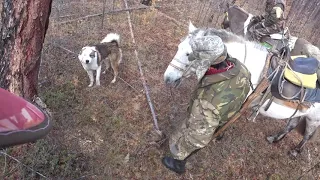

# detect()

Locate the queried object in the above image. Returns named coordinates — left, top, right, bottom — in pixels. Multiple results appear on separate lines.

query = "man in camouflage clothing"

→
left=249, top=0, right=286, bottom=41
left=162, top=35, right=251, bottom=174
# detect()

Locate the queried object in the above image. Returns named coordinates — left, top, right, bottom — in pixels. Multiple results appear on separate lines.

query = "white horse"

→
left=164, top=21, right=320, bottom=157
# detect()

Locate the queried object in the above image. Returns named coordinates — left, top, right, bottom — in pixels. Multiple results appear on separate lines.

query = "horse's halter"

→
left=169, top=57, right=195, bottom=79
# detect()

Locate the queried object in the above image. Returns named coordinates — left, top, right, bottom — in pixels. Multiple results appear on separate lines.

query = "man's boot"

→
left=161, top=156, right=186, bottom=174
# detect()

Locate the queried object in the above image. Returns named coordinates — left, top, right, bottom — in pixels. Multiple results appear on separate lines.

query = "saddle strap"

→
left=272, top=98, right=310, bottom=112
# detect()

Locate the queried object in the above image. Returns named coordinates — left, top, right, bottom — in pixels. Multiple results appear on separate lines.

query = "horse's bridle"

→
left=169, top=57, right=196, bottom=80
left=169, top=58, right=188, bottom=72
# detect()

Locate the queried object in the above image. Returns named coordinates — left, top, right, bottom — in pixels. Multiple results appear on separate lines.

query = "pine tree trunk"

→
left=0, top=0, right=52, bottom=100
left=286, top=0, right=320, bottom=46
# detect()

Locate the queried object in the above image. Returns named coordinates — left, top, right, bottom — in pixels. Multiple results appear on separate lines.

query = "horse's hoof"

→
left=266, top=136, right=275, bottom=144
left=288, top=149, right=299, bottom=158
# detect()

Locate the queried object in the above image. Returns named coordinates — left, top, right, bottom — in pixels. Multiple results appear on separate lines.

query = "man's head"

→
left=188, top=35, right=227, bottom=80
left=266, top=0, right=285, bottom=13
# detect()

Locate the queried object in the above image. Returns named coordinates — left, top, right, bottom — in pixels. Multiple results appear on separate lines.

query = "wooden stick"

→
left=123, top=0, right=162, bottom=136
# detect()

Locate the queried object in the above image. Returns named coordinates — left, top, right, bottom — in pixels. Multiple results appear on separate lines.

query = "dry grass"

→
left=1, top=0, right=320, bottom=179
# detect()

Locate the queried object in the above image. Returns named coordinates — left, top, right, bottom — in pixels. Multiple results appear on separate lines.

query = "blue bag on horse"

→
left=284, top=57, right=319, bottom=89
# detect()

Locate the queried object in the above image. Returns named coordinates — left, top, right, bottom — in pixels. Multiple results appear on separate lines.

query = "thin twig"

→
left=297, top=161, right=320, bottom=180
left=57, top=14, right=77, bottom=19
left=49, top=42, right=77, bottom=55
left=0, top=151, right=48, bottom=179
left=2, top=149, right=7, bottom=174
left=123, top=0, right=162, bottom=136
left=56, top=6, right=161, bottom=25
left=140, top=4, right=187, bottom=27
left=104, top=69, right=140, bottom=93
left=101, top=0, right=107, bottom=33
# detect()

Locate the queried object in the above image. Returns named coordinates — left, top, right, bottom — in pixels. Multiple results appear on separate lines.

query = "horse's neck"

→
left=225, top=41, right=268, bottom=87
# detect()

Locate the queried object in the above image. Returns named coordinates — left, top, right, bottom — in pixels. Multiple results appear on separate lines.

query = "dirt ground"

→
left=1, top=0, right=320, bottom=179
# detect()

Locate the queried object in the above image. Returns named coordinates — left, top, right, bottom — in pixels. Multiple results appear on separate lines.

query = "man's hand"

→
left=273, top=6, right=283, bottom=18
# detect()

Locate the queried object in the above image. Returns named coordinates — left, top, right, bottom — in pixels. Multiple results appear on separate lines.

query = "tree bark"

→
left=285, top=0, right=320, bottom=47
left=0, top=0, right=52, bottom=100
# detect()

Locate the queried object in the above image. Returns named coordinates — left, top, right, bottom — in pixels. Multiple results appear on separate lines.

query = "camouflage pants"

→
left=169, top=99, right=221, bottom=160
left=249, top=21, right=282, bottom=41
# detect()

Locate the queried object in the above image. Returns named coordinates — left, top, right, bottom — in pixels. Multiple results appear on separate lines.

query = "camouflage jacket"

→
left=189, top=58, right=251, bottom=127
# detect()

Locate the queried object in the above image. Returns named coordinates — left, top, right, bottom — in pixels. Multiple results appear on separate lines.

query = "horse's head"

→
left=164, top=22, right=226, bottom=87
left=163, top=21, right=196, bottom=87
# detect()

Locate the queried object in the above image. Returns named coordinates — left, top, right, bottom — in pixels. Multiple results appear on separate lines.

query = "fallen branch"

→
left=56, top=5, right=161, bottom=25
left=123, top=0, right=163, bottom=137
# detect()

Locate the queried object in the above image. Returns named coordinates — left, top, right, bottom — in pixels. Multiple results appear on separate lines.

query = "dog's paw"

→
left=102, top=71, right=106, bottom=74
left=111, top=79, right=116, bottom=83
left=88, top=83, right=94, bottom=87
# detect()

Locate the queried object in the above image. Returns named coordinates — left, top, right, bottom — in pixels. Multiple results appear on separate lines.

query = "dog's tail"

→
left=101, top=33, right=120, bottom=45
left=101, top=33, right=123, bottom=64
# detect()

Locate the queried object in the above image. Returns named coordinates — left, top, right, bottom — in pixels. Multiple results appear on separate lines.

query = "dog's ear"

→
left=89, top=51, right=96, bottom=58
left=79, top=47, right=85, bottom=55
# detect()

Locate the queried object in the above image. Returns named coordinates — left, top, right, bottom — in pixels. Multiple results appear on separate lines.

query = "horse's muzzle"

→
left=164, top=76, right=181, bottom=88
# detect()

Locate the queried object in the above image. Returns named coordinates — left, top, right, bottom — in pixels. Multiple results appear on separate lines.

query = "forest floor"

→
left=1, top=0, right=320, bottom=179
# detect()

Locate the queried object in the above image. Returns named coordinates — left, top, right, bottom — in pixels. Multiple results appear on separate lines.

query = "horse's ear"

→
left=188, top=21, right=197, bottom=33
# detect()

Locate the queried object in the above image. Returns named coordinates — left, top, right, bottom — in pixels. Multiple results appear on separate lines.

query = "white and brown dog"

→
left=78, top=33, right=123, bottom=87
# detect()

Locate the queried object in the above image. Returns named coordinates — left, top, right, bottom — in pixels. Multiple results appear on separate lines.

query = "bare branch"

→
left=49, top=42, right=77, bottom=55
left=123, top=0, right=163, bottom=136
left=0, top=151, right=48, bottom=179
left=56, top=5, right=161, bottom=25
left=101, top=0, right=107, bottom=33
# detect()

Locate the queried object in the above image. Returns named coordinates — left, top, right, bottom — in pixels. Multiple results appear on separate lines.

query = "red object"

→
left=0, top=88, right=52, bottom=148
left=205, top=60, right=235, bottom=75
left=0, top=88, right=45, bottom=132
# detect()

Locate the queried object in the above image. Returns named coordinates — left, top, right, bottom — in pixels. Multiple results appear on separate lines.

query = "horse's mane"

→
left=190, top=28, right=243, bottom=42
left=190, top=28, right=267, bottom=52
left=229, top=5, right=249, bottom=16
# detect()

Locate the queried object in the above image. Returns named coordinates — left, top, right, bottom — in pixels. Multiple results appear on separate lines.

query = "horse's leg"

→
left=289, top=117, right=319, bottom=157
left=266, top=117, right=302, bottom=143
left=221, top=14, right=230, bottom=29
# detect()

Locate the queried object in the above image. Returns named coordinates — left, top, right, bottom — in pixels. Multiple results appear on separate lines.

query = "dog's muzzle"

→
left=85, top=60, right=90, bottom=64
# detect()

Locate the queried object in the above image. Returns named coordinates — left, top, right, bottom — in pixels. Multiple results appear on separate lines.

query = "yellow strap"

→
left=291, top=55, right=308, bottom=60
